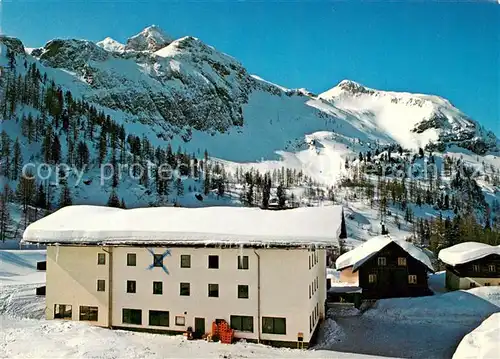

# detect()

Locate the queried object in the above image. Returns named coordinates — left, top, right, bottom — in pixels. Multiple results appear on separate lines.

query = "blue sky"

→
left=2, top=1, right=499, bottom=135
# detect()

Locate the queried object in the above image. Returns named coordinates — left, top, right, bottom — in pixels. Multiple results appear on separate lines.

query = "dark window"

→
left=208, top=283, right=219, bottom=297
left=97, top=253, right=105, bottom=265
left=470, top=282, right=477, bottom=288
left=238, top=285, right=249, bottom=299
left=127, top=253, right=136, bottom=266
left=180, top=282, right=190, bottom=296
left=473, top=264, right=480, bottom=272
left=79, top=306, right=98, bottom=321
left=149, top=310, right=169, bottom=327
left=97, top=279, right=105, bottom=292
left=153, top=254, right=163, bottom=267
left=237, top=256, right=249, bottom=270
left=485, top=283, right=491, bottom=286
left=54, top=304, right=72, bottom=319
left=175, top=316, right=185, bottom=326
left=181, top=255, right=191, bottom=268
left=153, top=281, right=163, bottom=295
left=208, top=255, right=219, bottom=269
left=230, top=315, right=253, bottom=332
left=127, top=280, right=136, bottom=293
left=489, top=265, right=496, bottom=272
left=262, top=317, right=286, bottom=335
left=309, top=256, right=311, bottom=270
left=122, top=308, right=142, bottom=325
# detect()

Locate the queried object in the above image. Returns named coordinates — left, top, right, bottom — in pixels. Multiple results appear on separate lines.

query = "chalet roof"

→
left=438, top=242, right=500, bottom=266
left=22, top=205, right=343, bottom=248
left=335, top=235, right=434, bottom=272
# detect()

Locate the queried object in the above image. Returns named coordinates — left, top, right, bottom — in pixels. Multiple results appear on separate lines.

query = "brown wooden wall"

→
left=357, top=242, right=432, bottom=299
left=447, top=254, right=500, bottom=279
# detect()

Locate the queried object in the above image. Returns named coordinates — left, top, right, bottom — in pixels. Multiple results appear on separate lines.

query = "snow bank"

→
left=453, top=313, right=500, bottom=359
left=22, top=205, right=343, bottom=247
left=335, top=235, right=434, bottom=272
left=438, top=242, right=500, bottom=266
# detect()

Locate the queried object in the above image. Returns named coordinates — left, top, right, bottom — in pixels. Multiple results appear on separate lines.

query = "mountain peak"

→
left=125, top=25, right=173, bottom=52
left=96, top=37, right=125, bottom=52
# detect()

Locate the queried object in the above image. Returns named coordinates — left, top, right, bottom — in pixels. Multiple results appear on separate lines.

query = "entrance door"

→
left=194, top=317, right=205, bottom=339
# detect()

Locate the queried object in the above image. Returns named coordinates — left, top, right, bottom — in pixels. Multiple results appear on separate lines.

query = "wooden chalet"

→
left=335, top=235, right=434, bottom=299
left=439, top=242, right=500, bottom=290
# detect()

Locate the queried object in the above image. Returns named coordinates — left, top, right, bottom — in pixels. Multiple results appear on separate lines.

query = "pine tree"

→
left=58, top=185, right=73, bottom=208
left=107, top=190, right=121, bottom=208
left=0, top=184, right=14, bottom=242
left=276, top=182, right=286, bottom=209
left=175, top=178, right=184, bottom=198
left=35, top=182, right=47, bottom=209
left=339, top=208, right=347, bottom=239
left=11, top=138, right=22, bottom=181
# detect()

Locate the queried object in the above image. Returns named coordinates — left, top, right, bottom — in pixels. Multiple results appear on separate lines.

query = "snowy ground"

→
left=319, top=284, right=500, bottom=359
left=453, top=312, right=500, bottom=359
left=0, top=250, right=385, bottom=359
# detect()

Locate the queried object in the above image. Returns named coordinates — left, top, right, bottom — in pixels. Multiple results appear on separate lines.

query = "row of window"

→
left=309, top=302, right=320, bottom=333
left=309, top=250, right=318, bottom=270
left=55, top=303, right=287, bottom=335
left=309, top=276, right=319, bottom=299
left=377, top=256, right=407, bottom=267
left=368, top=274, right=418, bottom=284
left=123, top=280, right=249, bottom=299
left=98, top=252, right=251, bottom=270
left=121, top=309, right=286, bottom=335
left=472, top=264, right=496, bottom=273
left=54, top=304, right=98, bottom=321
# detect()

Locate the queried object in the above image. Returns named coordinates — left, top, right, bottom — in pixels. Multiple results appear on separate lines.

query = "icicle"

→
left=239, top=243, right=244, bottom=268
left=55, top=244, right=60, bottom=263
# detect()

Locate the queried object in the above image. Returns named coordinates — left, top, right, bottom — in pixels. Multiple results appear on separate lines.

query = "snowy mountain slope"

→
left=319, top=80, right=499, bottom=154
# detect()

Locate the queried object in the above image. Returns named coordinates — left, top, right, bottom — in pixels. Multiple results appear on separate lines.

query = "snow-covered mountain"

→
left=1, top=26, right=499, bottom=219
left=5, top=26, right=495, bottom=163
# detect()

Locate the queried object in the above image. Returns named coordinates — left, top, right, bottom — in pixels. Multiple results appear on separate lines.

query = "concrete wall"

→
left=46, top=246, right=109, bottom=327
left=446, top=270, right=500, bottom=290
left=46, top=245, right=326, bottom=345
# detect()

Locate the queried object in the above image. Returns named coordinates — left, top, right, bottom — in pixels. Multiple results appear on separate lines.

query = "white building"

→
left=22, top=205, right=342, bottom=347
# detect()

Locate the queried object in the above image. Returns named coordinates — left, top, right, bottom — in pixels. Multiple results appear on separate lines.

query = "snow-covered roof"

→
left=438, top=242, right=500, bottom=266
left=22, top=205, right=343, bottom=248
left=335, top=235, right=434, bottom=272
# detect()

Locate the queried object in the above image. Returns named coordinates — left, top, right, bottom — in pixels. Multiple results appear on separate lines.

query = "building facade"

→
left=45, top=245, right=326, bottom=347
left=335, top=235, right=434, bottom=300
left=439, top=242, right=500, bottom=291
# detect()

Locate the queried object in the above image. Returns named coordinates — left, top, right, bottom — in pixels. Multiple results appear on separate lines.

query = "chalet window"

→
left=208, top=283, right=219, bottom=297
left=97, top=253, right=105, bottom=265
left=149, top=310, right=169, bottom=327
left=377, top=257, right=387, bottom=266
left=153, top=254, right=163, bottom=267
left=398, top=257, right=407, bottom=266
left=54, top=304, right=72, bottom=319
left=470, top=282, right=477, bottom=288
left=79, top=306, right=98, bottom=321
left=180, top=255, right=191, bottom=268
left=127, top=253, right=136, bottom=266
left=230, top=315, right=253, bottom=332
left=238, top=285, right=249, bottom=299
left=237, top=255, right=249, bottom=270
left=408, top=275, right=417, bottom=284
left=473, top=264, right=480, bottom=272
left=153, top=281, right=163, bottom=295
left=262, top=317, right=286, bottom=335
left=208, top=255, right=219, bottom=269
left=180, top=282, right=190, bottom=296
left=122, top=308, right=142, bottom=325
left=97, top=279, right=105, bottom=292
left=489, top=265, right=496, bottom=272
left=175, top=316, right=185, bottom=326
left=485, top=283, right=491, bottom=286
left=368, top=274, right=377, bottom=283
left=127, top=280, right=136, bottom=293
